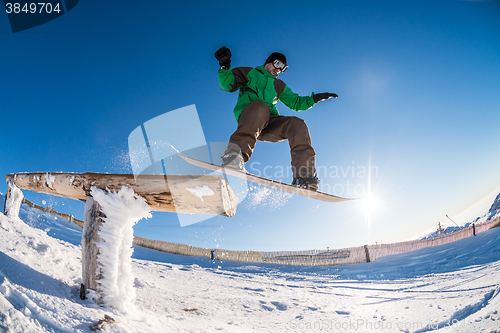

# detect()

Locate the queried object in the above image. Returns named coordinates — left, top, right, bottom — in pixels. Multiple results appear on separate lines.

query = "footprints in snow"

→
left=243, top=287, right=289, bottom=311
left=260, top=300, right=288, bottom=311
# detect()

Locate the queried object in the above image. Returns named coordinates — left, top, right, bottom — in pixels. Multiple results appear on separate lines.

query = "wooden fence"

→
left=21, top=198, right=84, bottom=227
left=18, top=198, right=500, bottom=266
left=366, top=220, right=497, bottom=262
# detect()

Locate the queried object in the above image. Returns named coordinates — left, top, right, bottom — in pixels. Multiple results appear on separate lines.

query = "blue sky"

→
left=1, top=0, right=500, bottom=251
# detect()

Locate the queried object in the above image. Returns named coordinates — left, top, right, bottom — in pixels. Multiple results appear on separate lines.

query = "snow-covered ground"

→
left=1, top=197, right=500, bottom=332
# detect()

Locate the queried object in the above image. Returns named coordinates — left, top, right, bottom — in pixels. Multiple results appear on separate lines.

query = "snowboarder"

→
left=215, top=46, right=338, bottom=191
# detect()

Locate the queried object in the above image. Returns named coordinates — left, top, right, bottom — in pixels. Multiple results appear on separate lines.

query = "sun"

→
left=360, top=193, right=381, bottom=215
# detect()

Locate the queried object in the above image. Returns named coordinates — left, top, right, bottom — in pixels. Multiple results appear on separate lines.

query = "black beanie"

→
left=265, top=52, right=287, bottom=65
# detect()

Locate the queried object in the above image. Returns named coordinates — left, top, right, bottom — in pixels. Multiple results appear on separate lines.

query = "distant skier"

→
left=215, top=46, right=337, bottom=191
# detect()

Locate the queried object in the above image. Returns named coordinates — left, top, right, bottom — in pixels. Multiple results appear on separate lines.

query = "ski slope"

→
left=0, top=196, right=499, bottom=332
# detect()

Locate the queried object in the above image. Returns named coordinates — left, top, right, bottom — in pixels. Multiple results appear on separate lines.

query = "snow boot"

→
left=221, top=151, right=246, bottom=172
left=292, top=176, right=319, bottom=191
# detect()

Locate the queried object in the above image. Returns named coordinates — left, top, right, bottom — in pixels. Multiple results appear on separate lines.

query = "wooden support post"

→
left=81, top=195, right=106, bottom=302
left=79, top=187, right=150, bottom=309
left=4, top=182, right=24, bottom=218
left=3, top=189, right=8, bottom=215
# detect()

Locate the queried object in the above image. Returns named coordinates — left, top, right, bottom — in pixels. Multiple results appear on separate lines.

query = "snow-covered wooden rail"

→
left=5, top=172, right=238, bottom=217
left=4, top=171, right=239, bottom=309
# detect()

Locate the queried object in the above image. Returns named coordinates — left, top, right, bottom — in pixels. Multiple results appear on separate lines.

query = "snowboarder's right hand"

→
left=313, top=92, right=338, bottom=103
left=215, top=46, right=231, bottom=69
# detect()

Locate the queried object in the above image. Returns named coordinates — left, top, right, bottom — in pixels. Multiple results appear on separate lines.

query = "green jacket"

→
left=218, top=65, right=316, bottom=122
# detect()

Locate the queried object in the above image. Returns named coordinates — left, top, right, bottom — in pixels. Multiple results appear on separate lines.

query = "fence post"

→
left=81, top=195, right=106, bottom=303
left=364, top=245, right=372, bottom=263
left=210, top=250, right=217, bottom=260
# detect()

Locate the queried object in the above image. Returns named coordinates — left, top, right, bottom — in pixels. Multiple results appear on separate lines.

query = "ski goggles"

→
left=272, top=59, right=288, bottom=72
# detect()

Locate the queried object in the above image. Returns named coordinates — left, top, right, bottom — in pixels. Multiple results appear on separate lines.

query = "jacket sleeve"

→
left=218, top=67, right=253, bottom=93
left=279, top=86, right=315, bottom=111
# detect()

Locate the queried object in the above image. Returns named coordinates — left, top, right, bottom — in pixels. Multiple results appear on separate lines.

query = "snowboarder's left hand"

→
left=313, top=93, right=338, bottom=103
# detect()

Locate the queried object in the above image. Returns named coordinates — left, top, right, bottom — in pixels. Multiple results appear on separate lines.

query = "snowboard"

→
left=170, top=145, right=355, bottom=203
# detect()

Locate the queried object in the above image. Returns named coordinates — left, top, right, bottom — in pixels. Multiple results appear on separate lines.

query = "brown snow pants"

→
left=227, top=101, right=316, bottom=178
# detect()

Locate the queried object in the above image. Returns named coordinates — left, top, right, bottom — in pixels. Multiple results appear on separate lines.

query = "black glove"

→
left=313, top=92, right=338, bottom=103
left=215, top=46, right=231, bottom=69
